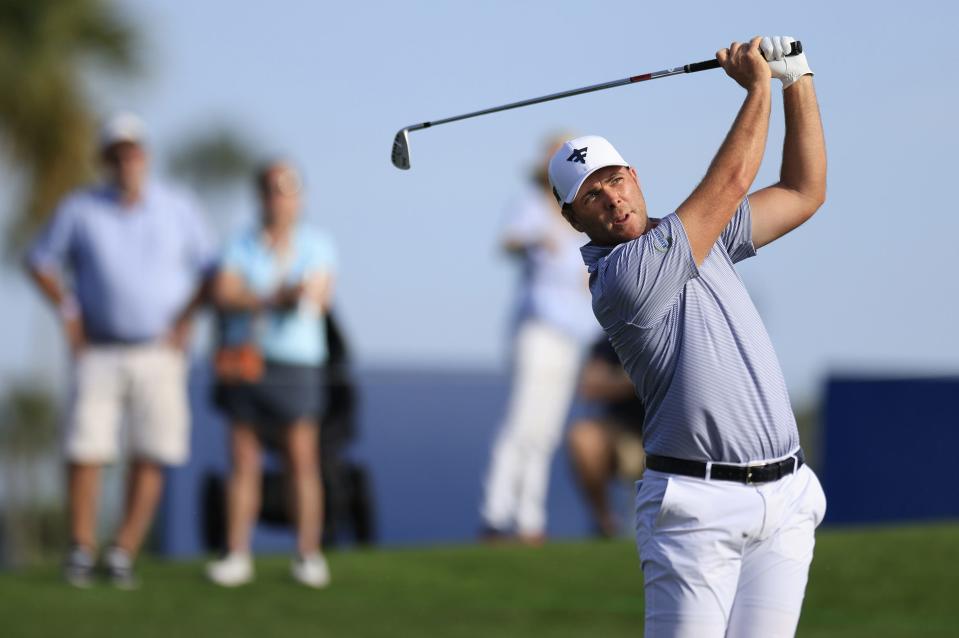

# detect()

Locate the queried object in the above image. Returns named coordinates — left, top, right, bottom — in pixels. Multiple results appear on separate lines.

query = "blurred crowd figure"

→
left=16, top=111, right=646, bottom=589
left=567, top=337, right=645, bottom=538
left=480, top=135, right=600, bottom=544
left=24, top=113, right=216, bottom=589
left=205, top=160, right=337, bottom=589
left=20, top=113, right=363, bottom=590
left=203, top=310, right=376, bottom=551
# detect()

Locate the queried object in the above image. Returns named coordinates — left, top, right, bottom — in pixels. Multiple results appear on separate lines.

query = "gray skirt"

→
left=214, top=361, right=324, bottom=429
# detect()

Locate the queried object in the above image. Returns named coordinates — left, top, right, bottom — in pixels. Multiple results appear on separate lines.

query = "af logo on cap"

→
left=566, top=147, right=588, bottom=164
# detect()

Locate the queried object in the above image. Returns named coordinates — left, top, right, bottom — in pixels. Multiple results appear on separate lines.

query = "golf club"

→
left=391, top=41, right=802, bottom=170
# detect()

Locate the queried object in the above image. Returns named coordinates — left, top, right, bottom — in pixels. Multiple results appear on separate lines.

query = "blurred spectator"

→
left=24, top=112, right=216, bottom=588
left=205, top=160, right=336, bottom=589
left=480, top=135, right=600, bottom=544
left=567, top=337, right=645, bottom=538
left=202, top=310, right=376, bottom=550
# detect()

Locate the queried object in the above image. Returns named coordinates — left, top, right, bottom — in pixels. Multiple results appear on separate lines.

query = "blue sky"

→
left=1, top=0, right=956, bottom=403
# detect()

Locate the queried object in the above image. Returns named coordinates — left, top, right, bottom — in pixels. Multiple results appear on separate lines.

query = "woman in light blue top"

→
left=206, top=160, right=337, bottom=588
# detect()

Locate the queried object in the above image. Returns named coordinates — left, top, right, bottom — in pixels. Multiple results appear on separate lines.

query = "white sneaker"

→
left=206, top=552, right=254, bottom=587
left=291, top=553, right=331, bottom=589
left=103, top=545, right=139, bottom=590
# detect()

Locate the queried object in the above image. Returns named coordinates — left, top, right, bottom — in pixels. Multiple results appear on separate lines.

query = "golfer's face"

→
left=568, top=165, right=647, bottom=245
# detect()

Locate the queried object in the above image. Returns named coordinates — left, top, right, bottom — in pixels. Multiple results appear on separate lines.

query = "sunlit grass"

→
left=1, top=523, right=956, bottom=638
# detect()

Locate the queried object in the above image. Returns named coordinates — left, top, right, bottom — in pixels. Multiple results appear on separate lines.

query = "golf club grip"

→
left=684, top=40, right=802, bottom=73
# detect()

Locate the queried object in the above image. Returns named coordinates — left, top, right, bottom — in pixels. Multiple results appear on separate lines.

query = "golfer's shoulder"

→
left=591, top=241, right=642, bottom=308
left=599, top=214, right=692, bottom=304
left=601, top=217, right=674, bottom=276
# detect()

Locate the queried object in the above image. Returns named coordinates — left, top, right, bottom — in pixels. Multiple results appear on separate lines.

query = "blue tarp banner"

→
left=822, top=376, right=959, bottom=524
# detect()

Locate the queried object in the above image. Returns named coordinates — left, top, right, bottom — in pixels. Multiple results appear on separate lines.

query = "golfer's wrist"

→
left=746, top=80, right=771, bottom=95
left=782, top=72, right=814, bottom=91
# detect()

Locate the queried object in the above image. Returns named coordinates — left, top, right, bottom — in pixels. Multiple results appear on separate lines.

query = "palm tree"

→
left=0, top=383, right=62, bottom=565
left=167, top=127, right=260, bottom=197
left=0, top=0, right=139, bottom=255
left=165, top=125, right=262, bottom=239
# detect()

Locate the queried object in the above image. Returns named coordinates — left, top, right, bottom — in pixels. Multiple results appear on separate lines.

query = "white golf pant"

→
left=481, top=321, right=583, bottom=535
left=635, top=458, right=827, bottom=638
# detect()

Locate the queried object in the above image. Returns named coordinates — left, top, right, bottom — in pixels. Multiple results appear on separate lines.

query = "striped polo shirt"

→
left=581, top=198, right=798, bottom=463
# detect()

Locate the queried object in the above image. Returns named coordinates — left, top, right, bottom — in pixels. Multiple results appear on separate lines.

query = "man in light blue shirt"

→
left=499, top=183, right=599, bottom=343
left=28, top=180, right=214, bottom=343
left=548, top=38, right=827, bottom=636
left=25, top=112, right=215, bottom=589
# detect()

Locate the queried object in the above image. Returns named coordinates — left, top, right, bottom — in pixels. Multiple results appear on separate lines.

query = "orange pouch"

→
left=214, top=344, right=264, bottom=383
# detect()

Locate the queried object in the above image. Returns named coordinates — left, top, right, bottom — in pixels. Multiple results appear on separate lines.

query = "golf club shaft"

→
left=407, top=41, right=802, bottom=134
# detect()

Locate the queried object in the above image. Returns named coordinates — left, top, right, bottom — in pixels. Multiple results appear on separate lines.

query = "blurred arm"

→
left=166, top=275, right=214, bottom=349
left=501, top=236, right=556, bottom=256
left=301, top=271, right=335, bottom=313
left=211, top=270, right=268, bottom=312
left=25, top=262, right=69, bottom=308
left=579, top=357, right=636, bottom=402
left=24, top=262, right=85, bottom=353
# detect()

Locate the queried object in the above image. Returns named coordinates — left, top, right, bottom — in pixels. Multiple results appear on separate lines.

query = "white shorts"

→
left=65, top=344, right=190, bottom=465
left=635, top=459, right=827, bottom=638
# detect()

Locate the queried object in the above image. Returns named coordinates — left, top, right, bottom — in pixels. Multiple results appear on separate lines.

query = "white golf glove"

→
left=761, top=36, right=813, bottom=89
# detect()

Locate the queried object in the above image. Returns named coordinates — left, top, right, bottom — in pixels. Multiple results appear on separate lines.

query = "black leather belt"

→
left=87, top=336, right=156, bottom=346
left=645, top=449, right=805, bottom=484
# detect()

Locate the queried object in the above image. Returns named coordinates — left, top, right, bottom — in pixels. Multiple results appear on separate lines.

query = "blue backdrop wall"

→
left=157, top=371, right=959, bottom=557
left=821, top=376, right=959, bottom=524
left=157, top=366, right=623, bottom=557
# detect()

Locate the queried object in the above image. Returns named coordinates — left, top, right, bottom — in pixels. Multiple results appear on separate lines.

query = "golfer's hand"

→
left=761, top=36, right=813, bottom=88
left=717, top=37, right=771, bottom=91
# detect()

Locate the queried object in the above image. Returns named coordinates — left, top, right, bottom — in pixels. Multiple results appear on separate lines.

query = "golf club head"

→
left=391, top=129, right=411, bottom=170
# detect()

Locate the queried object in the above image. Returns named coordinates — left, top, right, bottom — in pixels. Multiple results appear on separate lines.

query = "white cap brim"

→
left=561, top=161, right=629, bottom=205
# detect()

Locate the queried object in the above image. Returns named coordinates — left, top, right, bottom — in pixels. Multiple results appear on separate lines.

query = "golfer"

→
left=548, top=36, right=826, bottom=636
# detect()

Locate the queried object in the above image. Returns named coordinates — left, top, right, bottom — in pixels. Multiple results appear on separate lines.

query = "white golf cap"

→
left=548, top=135, right=629, bottom=205
left=99, top=111, right=146, bottom=149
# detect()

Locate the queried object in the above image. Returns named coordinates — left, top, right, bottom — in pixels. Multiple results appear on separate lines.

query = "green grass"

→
left=1, top=523, right=957, bottom=638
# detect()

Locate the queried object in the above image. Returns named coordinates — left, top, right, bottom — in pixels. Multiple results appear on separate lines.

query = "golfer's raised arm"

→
left=676, top=37, right=771, bottom=266
left=747, top=42, right=826, bottom=249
